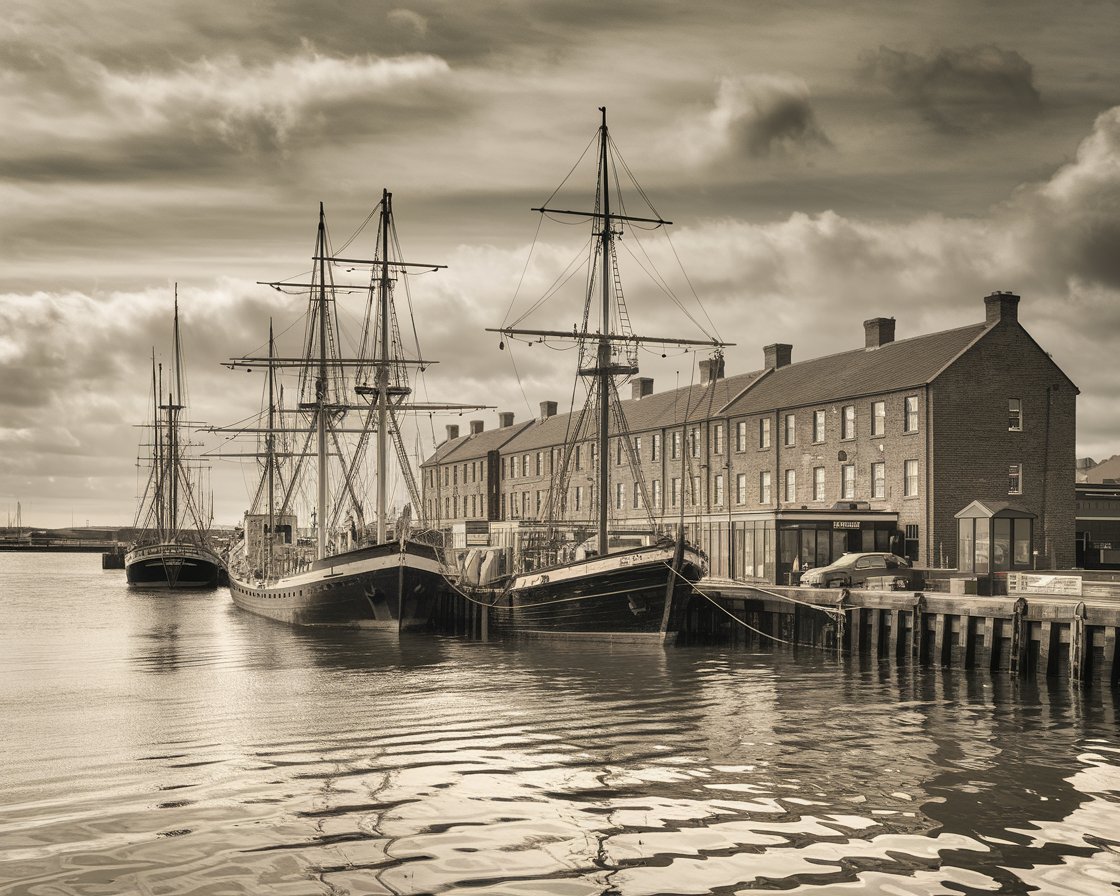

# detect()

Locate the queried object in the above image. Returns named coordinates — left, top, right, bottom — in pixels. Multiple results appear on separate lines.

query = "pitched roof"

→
left=721, top=322, right=989, bottom=416
left=1086, top=454, right=1120, bottom=484
left=423, top=419, right=534, bottom=466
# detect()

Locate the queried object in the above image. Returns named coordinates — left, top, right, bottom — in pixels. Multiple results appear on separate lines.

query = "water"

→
left=2, top=553, right=1118, bottom=895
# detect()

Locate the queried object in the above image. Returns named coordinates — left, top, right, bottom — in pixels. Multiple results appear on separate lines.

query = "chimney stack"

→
left=445, top=424, right=459, bottom=442
left=540, top=400, right=558, bottom=421
left=699, top=357, right=726, bottom=385
left=469, top=420, right=484, bottom=435
left=763, top=343, right=792, bottom=370
left=985, top=291, right=1020, bottom=325
left=498, top=411, right=514, bottom=428
left=631, top=377, right=654, bottom=400
left=863, top=317, right=896, bottom=350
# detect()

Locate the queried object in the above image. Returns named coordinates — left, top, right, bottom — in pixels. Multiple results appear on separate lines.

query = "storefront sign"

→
left=832, top=521, right=860, bottom=529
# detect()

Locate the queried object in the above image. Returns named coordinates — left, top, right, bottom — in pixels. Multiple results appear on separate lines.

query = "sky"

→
left=3, top=0, right=1120, bottom=529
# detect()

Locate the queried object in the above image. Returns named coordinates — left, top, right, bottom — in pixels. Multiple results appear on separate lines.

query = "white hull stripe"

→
left=231, top=550, right=445, bottom=591
left=512, top=546, right=704, bottom=590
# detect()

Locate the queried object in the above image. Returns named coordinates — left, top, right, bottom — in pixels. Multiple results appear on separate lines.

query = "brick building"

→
left=421, top=292, right=1077, bottom=582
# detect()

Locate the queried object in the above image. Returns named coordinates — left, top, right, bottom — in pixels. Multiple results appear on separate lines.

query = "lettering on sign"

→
left=1007, top=572, right=1083, bottom=596
left=833, top=521, right=860, bottom=529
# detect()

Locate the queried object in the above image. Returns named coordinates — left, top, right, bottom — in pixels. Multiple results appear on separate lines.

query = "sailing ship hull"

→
left=228, top=540, right=451, bottom=628
left=489, top=542, right=705, bottom=640
left=125, top=542, right=223, bottom=589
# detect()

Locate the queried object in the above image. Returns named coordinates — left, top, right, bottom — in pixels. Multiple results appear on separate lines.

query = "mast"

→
left=596, top=107, right=612, bottom=556
left=170, top=290, right=182, bottom=534
left=377, top=190, right=391, bottom=544
left=316, top=202, right=329, bottom=560
left=152, top=352, right=163, bottom=537
left=266, top=319, right=276, bottom=575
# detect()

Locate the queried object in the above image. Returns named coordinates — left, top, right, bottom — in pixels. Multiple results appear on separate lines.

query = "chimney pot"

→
left=763, top=344, right=792, bottom=370
left=985, top=291, right=1020, bottom=325
left=863, top=317, right=896, bottom=350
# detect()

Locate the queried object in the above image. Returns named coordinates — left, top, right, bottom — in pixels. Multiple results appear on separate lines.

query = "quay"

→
left=685, top=580, right=1120, bottom=688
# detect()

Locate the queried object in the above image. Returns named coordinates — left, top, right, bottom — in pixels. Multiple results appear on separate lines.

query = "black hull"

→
left=125, top=544, right=223, bottom=590
left=229, top=540, right=453, bottom=628
left=489, top=544, right=705, bottom=641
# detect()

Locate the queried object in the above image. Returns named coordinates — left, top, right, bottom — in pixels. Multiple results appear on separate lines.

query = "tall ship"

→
left=218, top=193, right=483, bottom=627
left=126, top=293, right=223, bottom=588
left=482, top=108, right=726, bottom=640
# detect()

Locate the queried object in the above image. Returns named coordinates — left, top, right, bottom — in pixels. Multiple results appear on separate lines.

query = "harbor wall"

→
left=686, top=584, right=1119, bottom=688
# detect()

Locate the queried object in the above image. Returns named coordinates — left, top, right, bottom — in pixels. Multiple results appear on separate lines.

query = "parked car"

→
left=799, top=552, right=911, bottom=588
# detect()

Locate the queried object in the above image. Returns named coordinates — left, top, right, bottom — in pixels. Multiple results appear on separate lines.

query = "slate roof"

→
left=721, top=322, right=990, bottom=416
left=424, top=419, right=534, bottom=466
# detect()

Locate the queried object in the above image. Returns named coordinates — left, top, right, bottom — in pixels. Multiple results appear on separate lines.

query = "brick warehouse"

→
left=420, top=292, right=1077, bottom=584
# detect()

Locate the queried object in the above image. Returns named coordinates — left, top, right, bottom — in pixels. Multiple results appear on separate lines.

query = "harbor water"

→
left=2, top=552, right=1119, bottom=895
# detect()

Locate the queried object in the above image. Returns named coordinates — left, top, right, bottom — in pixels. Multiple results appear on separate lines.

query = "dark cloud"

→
left=859, top=44, right=1042, bottom=133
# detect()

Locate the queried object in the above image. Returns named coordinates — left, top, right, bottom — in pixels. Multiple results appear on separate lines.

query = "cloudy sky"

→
left=3, top=0, right=1120, bottom=528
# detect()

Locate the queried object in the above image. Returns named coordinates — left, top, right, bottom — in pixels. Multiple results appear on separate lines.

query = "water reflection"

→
left=1, top=553, right=1118, bottom=895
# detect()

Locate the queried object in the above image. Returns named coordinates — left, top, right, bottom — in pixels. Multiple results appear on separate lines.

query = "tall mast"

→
left=266, top=319, right=276, bottom=574
left=170, top=289, right=182, bottom=533
left=377, top=190, right=391, bottom=544
left=596, top=107, right=611, bottom=556
left=316, top=203, right=329, bottom=560
left=152, top=352, right=163, bottom=536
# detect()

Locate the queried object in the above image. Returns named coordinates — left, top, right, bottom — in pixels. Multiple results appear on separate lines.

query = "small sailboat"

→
left=218, top=192, right=484, bottom=627
left=126, top=291, right=223, bottom=589
left=485, top=108, right=725, bottom=639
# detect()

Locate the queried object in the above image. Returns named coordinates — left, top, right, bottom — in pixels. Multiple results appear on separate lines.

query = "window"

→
left=523, top=454, right=529, bottom=476
left=689, top=427, right=700, bottom=458
left=784, top=413, right=796, bottom=446
left=574, top=486, right=582, bottom=512
left=871, top=461, right=885, bottom=499
left=632, top=483, right=641, bottom=509
left=616, top=439, right=624, bottom=465
left=671, top=430, right=680, bottom=459
left=759, top=471, right=771, bottom=504
left=453, top=496, right=459, bottom=517
left=651, top=433, right=660, bottom=461
left=634, top=436, right=641, bottom=459
left=841, top=405, right=855, bottom=440
left=712, top=424, right=723, bottom=454
left=691, top=475, right=700, bottom=506
left=736, top=472, right=747, bottom=505
left=904, top=396, right=919, bottom=433
left=535, top=490, right=542, bottom=515
left=651, top=479, right=661, bottom=508
left=759, top=418, right=771, bottom=449
left=453, top=465, right=458, bottom=485
left=904, top=459, right=919, bottom=497
left=813, top=466, right=825, bottom=501
left=714, top=473, right=724, bottom=506
left=784, top=468, right=796, bottom=502
left=671, top=477, right=680, bottom=507
left=1009, top=399, right=1022, bottom=432
left=521, top=492, right=529, bottom=517
left=536, top=452, right=543, bottom=476
left=871, top=401, right=886, bottom=437
left=1009, top=463, right=1023, bottom=495
left=735, top=420, right=747, bottom=452
left=615, top=482, right=625, bottom=509
left=813, top=410, right=825, bottom=443
left=841, top=463, right=855, bottom=499
left=574, top=445, right=582, bottom=471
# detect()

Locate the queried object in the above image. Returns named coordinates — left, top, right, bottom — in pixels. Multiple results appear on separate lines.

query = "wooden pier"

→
left=684, top=583, right=1120, bottom=688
